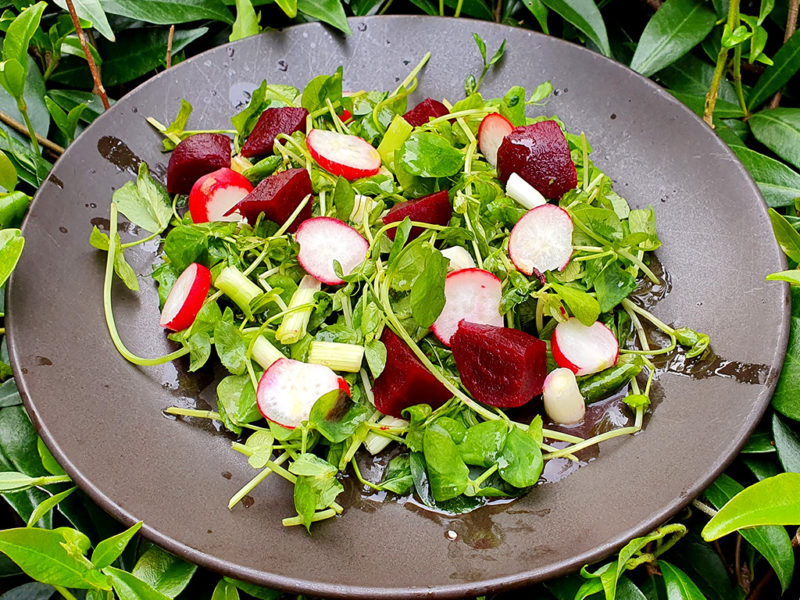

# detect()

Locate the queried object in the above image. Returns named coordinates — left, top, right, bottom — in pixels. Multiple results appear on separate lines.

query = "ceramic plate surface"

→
left=7, top=16, right=789, bottom=599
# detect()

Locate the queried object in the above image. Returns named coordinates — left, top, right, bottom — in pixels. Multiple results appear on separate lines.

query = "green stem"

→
left=104, top=204, right=190, bottom=366
left=18, top=101, right=40, bottom=155
left=53, top=586, right=78, bottom=600
left=733, top=44, right=748, bottom=117
left=454, top=0, right=464, bottom=17
left=121, top=230, right=160, bottom=249
left=351, top=457, right=382, bottom=491
left=282, top=508, right=337, bottom=527
left=543, top=425, right=640, bottom=460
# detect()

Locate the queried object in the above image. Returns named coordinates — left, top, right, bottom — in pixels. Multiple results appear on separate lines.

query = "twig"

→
left=494, top=0, right=503, bottom=22
left=0, top=109, right=64, bottom=155
left=714, top=540, right=734, bottom=575
left=792, top=527, right=799, bottom=547
left=769, top=0, right=799, bottom=108
left=63, top=0, right=109, bottom=110
left=734, top=534, right=746, bottom=592
left=166, top=24, right=175, bottom=69
left=704, top=0, right=740, bottom=126
left=745, top=569, right=774, bottom=600
left=645, top=0, right=664, bottom=10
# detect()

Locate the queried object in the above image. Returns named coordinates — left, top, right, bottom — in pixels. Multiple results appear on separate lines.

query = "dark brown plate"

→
left=6, top=16, right=789, bottom=599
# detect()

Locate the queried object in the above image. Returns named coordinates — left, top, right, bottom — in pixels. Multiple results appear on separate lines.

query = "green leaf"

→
left=0, top=379, right=21, bottom=409
left=550, top=281, right=600, bottom=325
left=497, top=426, right=543, bottom=488
left=521, top=0, right=550, bottom=33
left=132, top=546, right=197, bottom=598
left=767, top=269, right=800, bottom=284
left=2, top=3, right=45, bottom=71
left=658, top=561, right=706, bottom=599
left=705, top=473, right=794, bottom=592
left=458, top=420, right=508, bottom=467
left=0, top=229, right=23, bottom=289
left=216, top=374, right=260, bottom=430
left=91, top=522, right=142, bottom=570
left=749, top=108, right=800, bottom=170
left=105, top=567, right=171, bottom=600
left=113, top=163, right=172, bottom=235
left=0, top=191, right=29, bottom=228
left=309, top=389, right=370, bottom=443
left=0, top=152, right=15, bottom=191
left=410, top=247, right=447, bottom=328
left=772, top=412, right=800, bottom=472
left=702, top=473, right=800, bottom=540
left=297, top=0, right=352, bottom=35
left=748, top=29, right=800, bottom=110
left=769, top=207, right=800, bottom=262
left=423, top=427, right=470, bottom=502
left=730, top=145, right=800, bottom=207
left=0, top=583, right=54, bottom=600
left=213, top=320, right=248, bottom=375
left=333, top=176, right=355, bottom=222
left=773, top=308, right=800, bottom=422
left=224, top=578, right=281, bottom=600
left=44, top=97, right=85, bottom=144
left=52, top=0, right=114, bottom=41
left=399, top=132, right=464, bottom=178
left=275, top=0, right=298, bottom=18
left=539, top=0, right=610, bottom=57
left=0, top=527, right=109, bottom=590
left=364, top=338, right=386, bottom=379
left=99, top=0, right=233, bottom=24
left=0, top=57, right=48, bottom=140
left=380, top=455, right=414, bottom=495
left=0, top=59, right=25, bottom=101
left=26, top=486, right=76, bottom=528
left=593, top=261, right=637, bottom=313
left=629, top=0, right=716, bottom=77
left=163, top=226, right=207, bottom=271
left=230, top=0, right=260, bottom=42
left=211, top=579, right=239, bottom=600
left=301, top=67, right=343, bottom=113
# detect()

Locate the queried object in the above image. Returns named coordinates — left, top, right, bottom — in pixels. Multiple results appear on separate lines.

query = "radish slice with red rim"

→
left=478, top=113, right=513, bottom=167
left=551, top=317, right=619, bottom=376
left=306, top=129, right=381, bottom=181
left=188, top=168, right=252, bottom=223
left=256, top=358, right=349, bottom=429
left=159, top=263, right=212, bottom=331
left=431, top=268, right=504, bottom=346
left=295, top=217, right=369, bottom=285
left=508, top=204, right=573, bottom=275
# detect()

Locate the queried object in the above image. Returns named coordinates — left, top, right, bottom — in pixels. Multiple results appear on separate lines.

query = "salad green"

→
left=92, top=36, right=710, bottom=531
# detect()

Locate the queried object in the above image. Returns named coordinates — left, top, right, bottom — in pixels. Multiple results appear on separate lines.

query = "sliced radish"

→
left=431, top=268, right=504, bottom=346
left=551, top=318, right=619, bottom=376
left=188, top=168, right=252, bottom=223
left=543, top=368, right=586, bottom=424
left=307, top=129, right=381, bottom=181
left=478, top=113, right=513, bottom=167
left=440, top=246, right=475, bottom=272
left=508, top=204, right=573, bottom=275
left=159, top=263, right=212, bottom=331
left=256, top=358, right=349, bottom=429
left=295, top=217, right=369, bottom=285
left=506, top=172, right=546, bottom=210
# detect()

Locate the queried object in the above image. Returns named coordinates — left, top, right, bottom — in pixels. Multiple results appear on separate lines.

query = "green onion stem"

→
left=282, top=509, right=337, bottom=527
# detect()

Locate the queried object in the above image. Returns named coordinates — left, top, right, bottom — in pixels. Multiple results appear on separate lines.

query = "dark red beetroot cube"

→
left=382, top=189, right=452, bottom=241
left=403, top=98, right=449, bottom=127
left=373, top=328, right=452, bottom=418
left=167, top=133, right=231, bottom=195
left=241, top=107, right=309, bottom=158
left=226, top=168, right=312, bottom=232
left=451, top=320, right=546, bottom=408
left=496, top=120, right=578, bottom=199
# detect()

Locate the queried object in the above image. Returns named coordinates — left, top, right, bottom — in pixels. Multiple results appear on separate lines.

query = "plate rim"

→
left=7, top=15, right=791, bottom=599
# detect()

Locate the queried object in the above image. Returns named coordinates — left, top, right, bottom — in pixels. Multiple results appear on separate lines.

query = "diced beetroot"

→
left=451, top=320, right=547, bottom=408
left=373, top=328, right=452, bottom=418
left=226, top=167, right=312, bottom=232
left=382, top=189, right=452, bottom=241
left=167, top=133, right=231, bottom=195
left=496, top=120, right=578, bottom=199
left=403, top=98, right=449, bottom=127
left=240, top=107, right=309, bottom=158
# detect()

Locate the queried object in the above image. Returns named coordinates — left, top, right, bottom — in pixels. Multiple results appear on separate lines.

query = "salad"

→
left=93, top=38, right=710, bottom=531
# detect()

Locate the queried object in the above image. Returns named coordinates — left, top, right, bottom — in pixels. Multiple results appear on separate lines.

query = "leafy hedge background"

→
left=0, top=0, right=798, bottom=599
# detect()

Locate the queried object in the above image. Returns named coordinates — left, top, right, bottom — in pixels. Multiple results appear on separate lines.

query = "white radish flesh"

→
left=159, top=263, right=211, bottom=331
left=441, top=246, right=476, bottom=272
left=508, top=204, right=573, bottom=275
left=552, top=317, right=619, bottom=376
left=431, top=268, right=504, bottom=346
left=543, top=368, right=586, bottom=424
left=256, top=358, right=348, bottom=429
left=506, top=172, right=546, bottom=210
left=296, top=217, right=369, bottom=285
left=477, top=113, right=514, bottom=167
left=307, top=129, right=381, bottom=181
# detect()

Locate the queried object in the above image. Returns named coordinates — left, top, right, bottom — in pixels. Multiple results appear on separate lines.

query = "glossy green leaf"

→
left=630, top=0, right=716, bottom=77
left=224, top=578, right=281, bottom=600
left=399, top=132, right=464, bottom=177
left=730, top=145, right=800, bottom=207
left=52, top=0, right=114, bottom=41
left=659, top=561, right=706, bottom=599
left=99, top=0, right=233, bottom=24
left=0, top=58, right=50, bottom=139
left=423, top=428, right=470, bottom=502
left=0, top=583, right=55, bottom=600
left=1, top=2, right=45, bottom=70
left=230, top=0, right=260, bottom=42
left=772, top=412, right=800, bottom=472
left=309, top=390, right=370, bottom=443
left=0, top=229, right=23, bottom=291
left=521, top=0, right=550, bottom=34
left=702, top=473, right=800, bottom=540
left=705, top=473, right=794, bottom=592
left=297, top=0, right=352, bottom=35
left=275, top=0, right=297, bottom=18
left=0, top=152, right=16, bottom=191
left=749, top=108, right=800, bottom=169
left=211, top=579, right=239, bottom=600
left=539, top=0, right=610, bottom=56
left=769, top=207, right=800, bottom=262
left=113, top=163, right=171, bottom=234
left=106, top=567, right=171, bottom=600
left=0, top=527, right=109, bottom=590
left=773, top=308, right=800, bottom=422
left=132, top=546, right=197, bottom=599
left=91, top=522, right=142, bottom=570
left=748, top=29, right=800, bottom=110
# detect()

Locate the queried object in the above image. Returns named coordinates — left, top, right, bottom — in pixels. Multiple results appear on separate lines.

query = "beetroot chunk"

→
left=167, top=133, right=231, bottom=195
left=451, top=321, right=547, bottom=408
left=403, top=98, right=450, bottom=127
left=382, top=189, right=452, bottom=241
left=373, top=328, right=452, bottom=418
left=241, top=107, right=309, bottom=158
left=496, top=120, right=577, bottom=199
left=227, top=168, right=312, bottom=232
